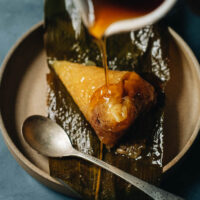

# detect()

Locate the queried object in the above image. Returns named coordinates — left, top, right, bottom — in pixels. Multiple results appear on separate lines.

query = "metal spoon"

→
left=22, top=115, right=183, bottom=200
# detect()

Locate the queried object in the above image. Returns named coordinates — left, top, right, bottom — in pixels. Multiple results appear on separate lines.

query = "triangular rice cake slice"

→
left=52, top=61, right=156, bottom=147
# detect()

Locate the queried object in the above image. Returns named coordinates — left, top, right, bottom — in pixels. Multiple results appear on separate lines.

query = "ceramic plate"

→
left=0, top=22, right=200, bottom=196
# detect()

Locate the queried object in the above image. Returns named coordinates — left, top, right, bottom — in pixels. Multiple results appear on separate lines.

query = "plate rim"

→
left=163, top=27, right=200, bottom=172
left=0, top=21, right=62, bottom=190
left=0, top=21, right=200, bottom=192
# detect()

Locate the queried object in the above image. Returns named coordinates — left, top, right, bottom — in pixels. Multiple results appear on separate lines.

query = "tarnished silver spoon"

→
left=22, top=115, right=183, bottom=200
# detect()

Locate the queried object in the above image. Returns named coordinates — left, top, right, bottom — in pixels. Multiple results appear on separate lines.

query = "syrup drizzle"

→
left=89, top=0, right=164, bottom=87
left=96, top=37, right=109, bottom=87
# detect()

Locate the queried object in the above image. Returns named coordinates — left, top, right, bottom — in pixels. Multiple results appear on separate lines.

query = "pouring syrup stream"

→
left=89, top=0, right=164, bottom=87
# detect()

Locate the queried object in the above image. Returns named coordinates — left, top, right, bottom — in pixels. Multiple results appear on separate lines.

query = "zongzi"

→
left=52, top=61, right=156, bottom=147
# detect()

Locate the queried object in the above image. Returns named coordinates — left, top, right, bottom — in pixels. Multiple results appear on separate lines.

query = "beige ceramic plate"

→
left=0, top=22, right=200, bottom=196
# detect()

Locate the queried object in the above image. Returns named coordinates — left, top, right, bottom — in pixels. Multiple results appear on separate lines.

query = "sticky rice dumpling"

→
left=52, top=61, right=156, bottom=147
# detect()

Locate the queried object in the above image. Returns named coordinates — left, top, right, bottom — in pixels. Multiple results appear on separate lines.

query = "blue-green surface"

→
left=0, top=0, right=199, bottom=199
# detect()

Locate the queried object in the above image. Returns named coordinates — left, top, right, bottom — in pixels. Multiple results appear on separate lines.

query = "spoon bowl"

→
left=23, top=115, right=73, bottom=157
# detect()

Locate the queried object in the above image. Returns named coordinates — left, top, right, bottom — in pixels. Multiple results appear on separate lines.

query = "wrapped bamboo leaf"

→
left=45, top=0, right=170, bottom=199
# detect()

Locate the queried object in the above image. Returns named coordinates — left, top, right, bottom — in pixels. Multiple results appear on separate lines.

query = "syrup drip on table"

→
left=89, top=0, right=164, bottom=88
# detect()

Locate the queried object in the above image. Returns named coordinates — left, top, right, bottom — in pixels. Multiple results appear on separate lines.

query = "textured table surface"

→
left=0, top=0, right=200, bottom=199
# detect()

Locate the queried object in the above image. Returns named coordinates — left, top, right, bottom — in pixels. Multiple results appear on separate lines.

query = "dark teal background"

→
left=0, top=0, right=200, bottom=199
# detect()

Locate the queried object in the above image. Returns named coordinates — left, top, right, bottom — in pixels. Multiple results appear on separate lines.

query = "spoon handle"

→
left=71, top=149, right=183, bottom=200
